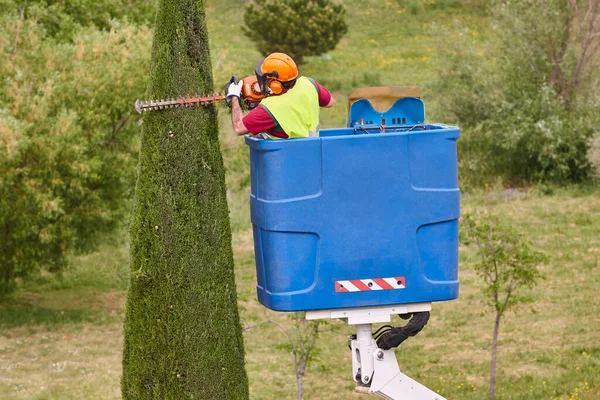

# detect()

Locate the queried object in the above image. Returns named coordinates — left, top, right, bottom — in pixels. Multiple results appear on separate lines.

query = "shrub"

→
left=463, top=86, right=595, bottom=185
left=1, top=0, right=156, bottom=41
left=0, top=17, right=151, bottom=295
left=432, top=0, right=600, bottom=187
left=242, top=0, right=348, bottom=64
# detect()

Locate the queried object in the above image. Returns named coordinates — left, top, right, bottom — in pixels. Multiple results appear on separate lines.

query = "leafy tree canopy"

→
left=433, top=0, right=600, bottom=187
left=0, top=15, right=151, bottom=294
left=1, top=0, right=156, bottom=40
left=242, top=0, right=348, bottom=64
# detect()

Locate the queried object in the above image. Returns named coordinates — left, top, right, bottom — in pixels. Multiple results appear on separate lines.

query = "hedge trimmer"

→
left=134, top=75, right=265, bottom=113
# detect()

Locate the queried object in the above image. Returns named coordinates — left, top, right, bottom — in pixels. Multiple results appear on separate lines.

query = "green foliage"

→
left=0, top=0, right=156, bottom=41
left=457, top=84, right=596, bottom=187
left=462, top=212, right=547, bottom=315
left=121, top=0, right=249, bottom=398
left=590, top=133, right=600, bottom=179
left=263, top=312, right=334, bottom=399
left=286, top=313, right=323, bottom=379
left=433, top=0, right=600, bottom=187
left=242, top=0, right=348, bottom=64
left=0, top=16, right=151, bottom=295
left=462, top=211, right=548, bottom=399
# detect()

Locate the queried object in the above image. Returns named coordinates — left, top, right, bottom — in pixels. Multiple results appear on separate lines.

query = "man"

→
left=226, top=52, right=335, bottom=139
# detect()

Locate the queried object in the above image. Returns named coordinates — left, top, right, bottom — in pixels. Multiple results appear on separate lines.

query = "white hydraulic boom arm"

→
left=306, top=303, right=445, bottom=400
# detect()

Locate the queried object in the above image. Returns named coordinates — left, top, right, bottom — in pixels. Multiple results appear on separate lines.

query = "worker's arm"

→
left=231, top=97, right=249, bottom=136
left=227, top=79, right=249, bottom=136
left=312, top=79, right=335, bottom=108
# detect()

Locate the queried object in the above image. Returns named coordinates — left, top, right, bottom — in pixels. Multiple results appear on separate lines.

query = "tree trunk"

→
left=121, top=0, right=249, bottom=398
left=489, top=312, right=501, bottom=400
left=297, top=373, right=303, bottom=400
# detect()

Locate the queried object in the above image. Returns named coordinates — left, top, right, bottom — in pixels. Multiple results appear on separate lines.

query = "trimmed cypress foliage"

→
left=121, top=0, right=249, bottom=398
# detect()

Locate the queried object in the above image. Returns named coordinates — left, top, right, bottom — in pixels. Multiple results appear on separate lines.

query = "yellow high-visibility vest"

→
left=260, top=77, right=321, bottom=139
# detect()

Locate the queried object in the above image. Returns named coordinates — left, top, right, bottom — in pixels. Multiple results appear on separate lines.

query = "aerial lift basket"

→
left=246, top=86, right=459, bottom=312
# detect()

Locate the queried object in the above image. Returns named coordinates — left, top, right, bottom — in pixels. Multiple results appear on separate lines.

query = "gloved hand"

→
left=226, top=78, right=244, bottom=99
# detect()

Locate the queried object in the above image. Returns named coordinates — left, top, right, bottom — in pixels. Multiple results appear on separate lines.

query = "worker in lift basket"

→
left=226, top=52, right=335, bottom=139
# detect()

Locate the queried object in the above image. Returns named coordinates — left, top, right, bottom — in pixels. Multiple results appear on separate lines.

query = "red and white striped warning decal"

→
left=335, top=277, right=406, bottom=293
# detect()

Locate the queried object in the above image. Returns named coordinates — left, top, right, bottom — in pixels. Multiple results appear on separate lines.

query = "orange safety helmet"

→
left=255, top=52, right=299, bottom=95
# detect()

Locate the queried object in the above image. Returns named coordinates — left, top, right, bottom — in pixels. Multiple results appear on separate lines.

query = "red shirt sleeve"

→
left=242, top=105, right=276, bottom=135
left=312, top=80, right=332, bottom=107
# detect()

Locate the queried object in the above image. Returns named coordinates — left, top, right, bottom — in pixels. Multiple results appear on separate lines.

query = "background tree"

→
left=242, top=0, right=348, bottom=64
left=433, top=0, right=600, bottom=187
left=120, top=0, right=249, bottom=398
left=462, top=212, right=547, bottom=400
left=1, top=0, right=156, bottom=41
left=246, top=312, right=331, bottom=400
left=0, top=12, right=151, bottom=295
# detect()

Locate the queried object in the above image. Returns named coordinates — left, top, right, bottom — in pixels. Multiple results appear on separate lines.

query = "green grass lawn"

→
left=1, top=189, right=598, bottom=399
left=1, top=1, right=599, bottom=399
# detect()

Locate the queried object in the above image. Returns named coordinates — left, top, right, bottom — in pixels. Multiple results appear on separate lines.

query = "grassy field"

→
left=1, top=1, right=599, bottom=399
left=1, top=189, right=599, bottom=399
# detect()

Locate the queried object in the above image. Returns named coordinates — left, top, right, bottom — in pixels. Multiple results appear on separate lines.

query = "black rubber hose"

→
left=375, top=311, right=430, bottom=350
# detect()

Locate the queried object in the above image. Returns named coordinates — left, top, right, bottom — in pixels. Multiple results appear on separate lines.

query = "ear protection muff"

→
left=255, top=58, right=287, bottom=96
left=268, top=79, right=283, bottom=95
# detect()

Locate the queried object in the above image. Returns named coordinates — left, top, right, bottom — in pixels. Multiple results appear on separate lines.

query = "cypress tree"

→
left=121, top=0, right=249, bottom=398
